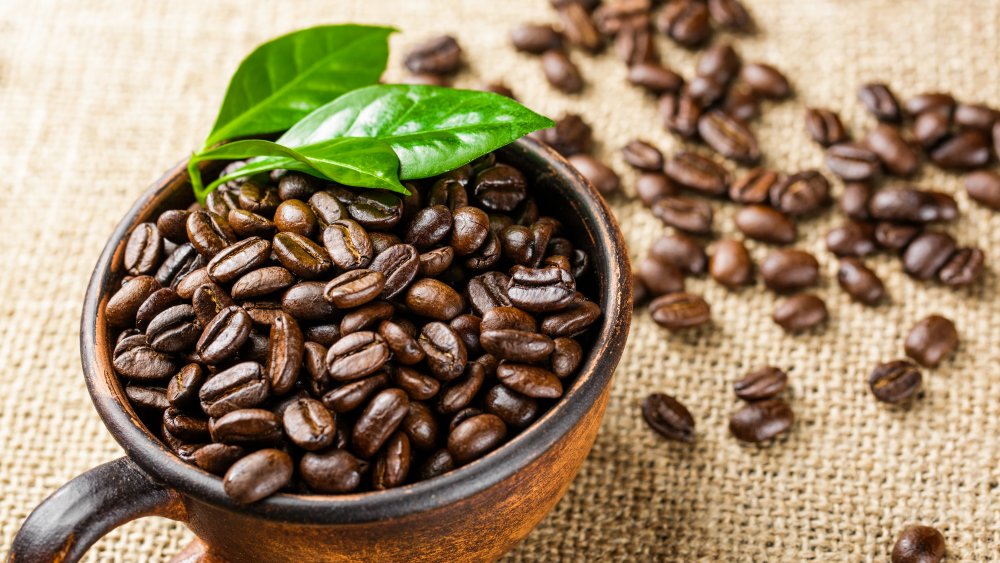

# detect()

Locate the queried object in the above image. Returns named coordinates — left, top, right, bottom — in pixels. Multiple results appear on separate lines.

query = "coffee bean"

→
left=405, top=35, right=461, bottom=75
left=163, top=407, right=209, bottom=441
left=511, top=23, right=563, bottom=54
left=651, top=196, right=714, bottom=235
left=308, top=191, right=349, bottom=227
left=930, top=130, right=991, bottom=169
left=166, top=363, right=205, bottom=409
left=837, top=258, right=885, bottom=305
left=556, top=1, right=602, bottom=52
left=722, top=81, right=759, bottom=122
left=449, top=206, right=490, bottom=256
left=954, top=103, right=997, bottom=131
left=868, top=187, right=958, bottom=223
left=729, top=168, right=777, bottom=204
left=841, top=182, right=872, bottom=221
left=210, top=408, right=282, bottom=446
left=467, top=272, right=513, bottom=315
left=372, top=432, right=411, bottom=490
left=223, top=449, right=292, bottom=504
left=696, top=43, right=740, bottom=85
left=186, top=211, right=236, bottom=259
left=550, top=337, right=583, bottom=378
left=272, top=232, right=332, bottom=279
left=155, top=243, right=205, bottom=289
left=390, top=366, right=438, bottom=402
left=568, top=155, right=620, bottom=196
left=231, top=266, right=296, bottom=300
left=733, top=367, right=787, bottom=401
left=826, top=143, right=881, bottom=182
left=324, top=269, right=385, bottom=309
left=734, top=205, right=796, bottom=244
left=891, top=525, right=946, bottom=563
left=326, top=331, right=390, bottom=382
left=438, top=361, right=487, bottom=414
left=905, top=315, right=957, bottom=367
left=192, top=443, right=244, bottom=476
left=805, top=108, right=848, bottom=147
left=106, top=275, right=161, bottom=327
left=450, top=314, right=483, bottom=355
left=278, top=282, right=335, bottom=322
left=205, top=187, right=240, bottom=218
left=507, top=265, right=575, bottom=312
left=191, top=283, right=235, bottom=327
left=156, top=209, right=191, bottom=244
left=540, top=295, right=601, bottom=337
left=707, top=0, right=752, bottom=30
left=199, top=361, right=269, bottom=418
left=405, top=278, right=465, bottom=321
left=340, top=301, right=393, bottom=334
left=463, top=230, right=501, bottom=272
left=401, top=402, right=440, bottom=449
left=642, top=392, right=694, bottom=442
left=473, top=164, right=528, bottom=213
left=481, top=306, right=536, bottom=333
left=124, top=223, right=163, bottom=276
left=535, top=113, right=592, bottom=156
left=171, top=267, right=210, bottom=300
left=635, top=173, right=677, bottom=207
left=196, top=305, right=252, bottom=364
left=541, top=49, right=583, bottom=94
left=239, top=182, right=281, bottom=215
left=228, top=209, right=276, bottom=239
left=146, top=304, right=200, bottom=353
left=621, top=140, right=664, bottom=171
left=964, top=170, right=1000, bottom=209
left=869, top=360, right=922, bottom=404
left=938, top=247, right=984, bottom=287
left=664, top=152, right=729, bottom=196
left=419, top=322, right=468, bottom=381
left=659, top=92, right=701, bottom=139
left=902, top=231, right=957, bottom=280
left=300, top=449, right=368, bottom=493
left=484, top=385, right=540, bottom=429
left=698, top=110, right=760, bottom=164
left=875, top=222, right=922, bottom=252
left=905, top=93, right=955, bottom=117
left=113, top=337, right=176, bottom=381
left=276, top=174, right=315, bottom=201
left=729, top=399, right=794, bottom=442
left=321, top=219, right=373, bottom=271
left=687, top=75, right=726, bottom=108
left=445, top=413, right=506, bottom=464
left=376, top=320, right=424, bottom=366
left=858, top=83, right=901, bottom=122
left=273, top=199, right=317, bottom=238
left=366, top=243, right=419, bottom=299
left=404, top=205, right=453, bottom=251
left=322, top=372, right=389, bottom=414
left=125, top=385, right=169, bottom=411
left=650, top=233, right=707, bottom=275
left=773, top=293, right=828, bottom=333
left=417, top=246, right=455, bottom=277
left=710, top=239, right=753, bottom=287
left=825, top=222, right=876, bottom=257
left=267, top=313, right=303, bottom=395
left=480, top=330, right=554, bottom=363
left=207, top=237, right=271, bottom=284
left=649, top=292, right=711, bottom=330
left=740, top=63, right=790, bottom=99
left=865, top=124, right=919, bottom=177
left=913, top=111, right=951, bottom=149
left=352, top=388, right=410, bottom=459
left=760, top=249, right=819, bottom=293
left=627, top=63, right=684, bottom=94
left=282, top=397, right=335, bottom=452
left=656, top=0, right=711, bottom=47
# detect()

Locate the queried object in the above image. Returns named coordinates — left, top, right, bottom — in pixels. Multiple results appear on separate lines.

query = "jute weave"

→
left=1, top=1, right=998, bottom=560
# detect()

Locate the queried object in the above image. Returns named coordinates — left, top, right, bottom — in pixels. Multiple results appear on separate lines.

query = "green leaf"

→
left=203, top=25, right=394, bottom=149
left=188, top=138, right=406, bottom=203
left=275, top=85, right=555, bottom=180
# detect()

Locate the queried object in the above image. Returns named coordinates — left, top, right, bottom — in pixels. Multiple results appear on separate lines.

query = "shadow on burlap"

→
left=0, top=1, right=997, bottom=560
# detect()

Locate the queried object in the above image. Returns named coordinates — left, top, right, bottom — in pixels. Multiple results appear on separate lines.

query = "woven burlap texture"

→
left=1, top=0, right=999, bottom=560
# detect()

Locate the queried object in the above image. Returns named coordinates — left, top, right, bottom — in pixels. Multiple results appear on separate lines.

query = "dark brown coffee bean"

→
left=875, top=222, right=922, bottom=252
left=449, top=314, right=483, bottom=355
left=437, top=362, right=487, bottom=414
left=613, top=21, right=657, bottom=67
left=276, top=173, right=315, bottom=201
left=868, top=187, right=958, bottom=224
left=912, top=111, right=951, bottom=149
left=231, top=266, right=296, bottom=300
left=303, top=341, right=330, bottom=396
left=404, top=35, right=461, bottom=74
left=352, top=388, right=410, bottom=458
left=664, top=152, right=729, bottom=196
left=480, top=330, right=554, bottom=363
left=323, top=269, right=385, bottom=309
left=163, top=407, right=209, bottom=441
left=463, top=230, right=501, bottom=272
left=206, top=237, right=270, bottom=284
left=510, top=23, right=563, bottom=54
left=280, top=282, right=337, bottom=322
left=238, top=182, right=280, bottom=215
left=124, top=223, right=163, bottom=276
left=370, top=243, right=420, bottom=299
left=481, top=306, right=536, bottom=333
left=721, top=81, right=759, bottom=122
left=635, top=173, right=677, bottom=207
left=375, top=321, right=423, bottom=366
left=760, top=249, right=819, bottom=293
left=419, top=322, right=468, bottom=381
left=392, top=366, right=439, bottom=401
left=710, top=239, right=753, bottom=287
left=695, top=42, right=740, bottom=85
left=173, top=268, right=211, bottom=301
left=865, top=124, right=919, bottom=177
left=568, top=154, right=620, bottom=196
left=698, top=110, right=760, bottom=164
left=938, top=247, right=984, bottom=287
left=191, top=283, right=234, bottom=327
left=535, top=113, right=593, bottom=156
left=707, top=0, right=751, bottom=29
left=467, top=272, right=513, bottom=315
left=650, top=233, right=707, bottom=275
left=239, top=329, right=270, bottom=364
left=651, top=196, right=714, bottom=235
left=869, top=360, right=922, bottom=404
left=195, top=305, right=251, bottom=364
left=656, top=0, right=711, bottom=47
left=186, top=211, right=236, bottom=259
left=404, top=278, right=464, bottom=321
left=891, top=525, right=946, bottom=563
left=541, top=49, right=583, bottom=94
left=550, top=337, right=583, bottom=378
left=348, top=191, right=404, bottom=231
left=198, top=361, right=268, bottom=418
left=321, top=219, right=372, bottom=271
left=326, top=331, right=390, bottom=382
left=527, top=218, right=559, bottom=268
left=740, top=63, right=790, bottom=99
left=904, top=92, right=955, bottom=117
left=484, top=385, right=539, bottom=429
left=210, top=408, right=282, bottom=446
left=826, top=143, right=881, bottom=182
left=307, top=191, right=349, bottom=227
left=688, top=76, right=727, bottom=109
left=733, top=367, right=787, bottom=401
left=627, top=63, right=684, bottom=94
left=965, top=170, right=1000, bottom=209
left=125, top=385, right=169, bottom=411
left=401, top=402, right=439, bottom=450
left=166, top=363, right=205, bottom=409
left=954, top=103, right=997, bottom=131
left=495, top=363, right=561, bottom=399
left=416, top=246, right=455, bottom=277
left=902, top=231, right=957, bottom=280
left=556, top=1, right=602, bottom=52
left=837, top=258, right=885, bottom=306
left=156, top=209, right=191, bottom=244
left=858, top=83, right=901, bottom=122
left=339, top=301, right=393, bottom=334
left=228, top=209, right=276, bottom=239
left=904, top=315, right=957, bottom=368
left=427, top=179, right=470, bottom=213
left=729, top=168, right=777, bottom=204
left=540, top=295, right=601, bottom=337
left=281, top=397, right=335, bottom=451
left=106, top=275, right=160, bottom=327
left=507, top=265, right=576, bottom=312
left=659, top=92, right=701, bottom=139
left=272, top=232, right=331, bottom=279
left=300, top=449, right=368, bottom=493
left=267, top=313, right=303, bottom=395
left=773, top=294, right=827, bottom=333
left=192, top=443, right=244, bottom=476
left=805, top=108, right=848, bottom=147
left=372, top=432, right=411, bottom=490
left=155, top=243, right=205, bottom=289
left=621, top=140, right=664, bottom=172
left=826, top=222, right=877, bottom=257
left=273, top=199, right=317, bottom=238
left=734, top=205, right=796, bottom=244
left=321, top=372, right=389, bottom=414
left=404, top=205, right=452, bottom=250
left=447, top=206, right=490, bottom=256
left=729, top=398, right=794, bottom=442
left=636, top=257, right=685, bottom=297
left=642, top=393, right=694, bottom=443
left=146, top=304, right=200, bottom=353
left=303, top=324, right=340, bottom=347
left=223, top=448, right=292, bottom=504
left=930, top=130, right=991, bottom=169
left=473, top=164, right=528, bottom=213
left=447, top=413, right=507, bottom=464
left=841, top=182, right=872, bottom=221
left=649, top=292, right=710, bottom=330
left=113, top=340, right=176, bottom=381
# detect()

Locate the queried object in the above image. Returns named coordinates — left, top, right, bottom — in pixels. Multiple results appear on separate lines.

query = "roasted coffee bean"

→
left=272, top=232, right=332, bottom=279
left=760, top=249, right=818, bottom=293
left=302, top=341, right=330, bottom=396
left=550, top=337, right=583, bottom=378
left=323, top=269, right=385, bottom=309
left=891, top=525, right=946, bottom=563
left=273, top=199, right=317, bottom=238
left=405, top=278, right=465, bottom=321
left=352, top=388, right=410, bottom=459
left=448, top=206, right=490, bottom=256
left=192, top=443, right=244, bottom=476
left=841, top=182, right=872, bottom=221
left=535, top=113, right=592, bottom=156
left=113, top=338, right=176, bottom=380
left=929, top=130, right=991, bottom=169
left=695, top=42, right=740, bottom=85
left=196, top=305, right=252, bottom=364
left=707, top=0, right=751, bottom=30
left=438, top=362, right=487, bottom=414
left=740, top=63, right=790, bottom=99
left=417, top=246, right=455, bottom=277
left=369, top=243, right=420, bottom=299
left=339, top=301, right=393, bottom=334
left=146, top=305, right=201, bottom=353
left=687, top=76, right=727, bottom=109
left=156, top=209, right=191, bottom=244
left=826, top=222, right=876, bottom=257
left=869, top=187, right=957, bottom=224
left=240, top=301, right=284, bottom=328
left=556, top=0, right=602, bottom=51
left=613, top=21, right=657, bottom=67
left=163, top=407, right=209, bottom=441
left=277, top=174, right=315, bottom=201
left=527, top=218, right=558, bottom=268
left=199, top=361, right=269, bottom=418
left=467, top=272, right=512, bottom=315
left=837, top=258, right=885, bottom=305
left=480, top=330, right=554, bottom=363
left=267, top=313, right=303, bottom=395
left=124, top=223, right=163, bottom=276
left=372, top=432, right=411, bottom=490
left=308, top=191, right=349, bottom=227
left=659, top=92, right=701, bottom=139
left=722, top=81, right=759, bottom=122
left=174, top=268, right=212, bottom=300
left=231, top=266, right=296, bottom=300
left=507, top=265, right=575, bottom=312
left=636, top=257, right=685, bottom=297
left=300, top=449, right=368, bottom=493
left=869, top=360, right=922, bottom=404
left=568, top=154, right=620, bottom=196
left=166, top=363, right=205, bottom=409
left=400, top=402, right=439, bottom=450
left=404, top=35, right=461, bottom=75
left=734, top=205, right=796, bottom=244
left=223, top=448, right=292, bottom=504
left=938, top=247, right=984, bottom=286
left=541, top=49, right=584, bottom=94
left=642, top=392, right=694, bottom=443
left=228, top=209, right=276, bottom=239
left=281, top=282, right=337, bottom=322
left=511, top=23, right=563, bottom=54
left=473, top=164, right=528, bottom=213
left=858, top=83, right=901, bottom=122
left=326, top=331, right=390, bottom=382
left=419, top=322, right=468, bottom=381
left=404, top=205, right=452, bottom=250
left=649, top=292, right=710, bottom=330
left=733, top=367, right=787, bottom=401
left=204, top=188, right=239, bottom=217
left=375, top=320, right=423, bottom=366
left=282, top=397, right=335, bottom=451
left=656, top=0, right=711, bottom=47
left=207, top=237, right=270, bottom=284
left=392, top=366, right=439, bottom=401
left=484, top=385, right=540, bottom=429
left=664, top=152, right=729, bottom=196
left=191, top=283, right=235, bottom=327
left=903, top=314, right=959, bottom=368
left=621, top=140, right=664, bottom=172
left=427, top=178, right=470, bottom=212
left=710, top=239, right=753, bottom=287
left=729, top=398, right=794, bottom=442
left=540, top=295, right=601, bottom=337
left=322, top=372, right=389, bottom=414
left=627, top=63, right=684, bottom=94
left=698, top=110, right=760, bottom=164
left=448, top=414, right=508, bottom=464
left=954, top=103, right=997, bottom=131
left=650, top=233, right=707, bottom=275
left=210, top=409, right=282, bottom=446
left=773, top=294, right=828, bottom=333
left=155, top=243, right=205, bottom=289
left=481, top=306, right=536, bottom=333
left=805, top=108, right=848, bottom=147
left=302, top=324, right=340, bottom=347
left=348, top=191, right=404, bottom=231
left=769, top=170, right=830, bottom=216
left=449, top=314, right=483, bottom=355
left=827, top=143, right=881, bottom=182
left=912, top=111, right=950, bottom=149
left=186, top=211, right=237, bottom=260
left=865, top=124, right=919, bottom=177
left=635, top=173, right=677, bottom=207
left=729, top=168, right=777, bottom=204
left=902, top=231, right=957, bottom=280
left=106, top=275, right=160, bottom=327
left=875, top=222, right=922, bottom=252
left=651, top=196, right=714, bottom=235
left=319, top=221, right=372, bottom=273
left=905, top=92, right=955, bottom=117
left=964, top=170, right=1000, bottom=210
left=125, top=385, right=169, bottom=411
left=238, top=182, right=281, bottom=215
left=463, top=230, right=501, bottom=272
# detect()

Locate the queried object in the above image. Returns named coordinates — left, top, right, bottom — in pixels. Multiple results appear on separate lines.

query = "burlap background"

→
left=1, top=0, right=998, bottom=560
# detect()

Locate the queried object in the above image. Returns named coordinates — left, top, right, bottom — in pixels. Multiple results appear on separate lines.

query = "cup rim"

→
left=81, top=136, right=632, bottom=524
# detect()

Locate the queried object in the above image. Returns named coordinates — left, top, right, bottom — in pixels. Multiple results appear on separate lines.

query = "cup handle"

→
left=8, top=456, right=186, bottom=563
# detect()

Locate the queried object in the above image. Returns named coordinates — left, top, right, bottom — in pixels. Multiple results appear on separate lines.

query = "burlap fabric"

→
left=1, top=0, right=998, bottom=560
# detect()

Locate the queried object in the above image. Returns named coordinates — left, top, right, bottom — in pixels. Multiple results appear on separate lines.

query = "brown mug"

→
left=9, top=137, right=632, bottom=563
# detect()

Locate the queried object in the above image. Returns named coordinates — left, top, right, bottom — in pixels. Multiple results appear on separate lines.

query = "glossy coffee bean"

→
left=837, top=258, right=885, bottom=306
left=841, top=182, right=872, bottom=221
left=698, top=110, right=760, bottom=164
left=550, top=337, right=582, bottom=378
left=156, top=209, right=191, bottom=244
left=869, top=360, right=922, bottom=404
left=891, top=525, right=946, bottom=563
left=326, top=331, right=390, bottom=382
left=308, top=191, right=349, bottom=227
left=650, top=233, right=707, bottom=275
left=651, top=196, right=714, bottom=235
left=405, top=278, right=464, bottom=321
left=277, top=174, right=315, bottom=201
left=825, top=222, right=876, bottom=257
left=223, top=448, right=292, bottom=504
left=760, top=249, right=819, bottom=293
left=210, top=409, right=282, bottom=446
left=729, top=168, right=777, bottom=204
left=568, top=154, right=620, bottom=196
left=773, top=294, right=827, bottom=333
left=322, top=219, right=373, bottom=270
left=106, top=275, right=161, bottom=327
left=196, top=305, right=251, bottom=364
left=734, top=205, right=796, bottom=244
left=191, top=283, right=234, bottom=327
left=912, top=111, right=950, bottom=149
left=373, top=432, right=411, bottom=490
left=231, top=266, right=296, bottom=300
left=507, top=265, right=575, bottom=312
left=113, top=338, right=176, bottom=381
left=419, top=322, right=468, bottom=381
left=663, top=152, right=729, bottom=196
left=622, top=140, right=664, bottom=171
left=541, top=49, right=584, bottom=94
left=324, top=269, right=385, bottom=309
left=447, top=206, right=490, bottom=256
left=710, top=239, right=753, bottom=287
left=642, top=392, right=695, bottom=443
left=954, top=103, right=997, bottom=130
left=282, top=397, right=336, bottom=451
left=938, top=247, right=984, bottom=287
left=228, top=209, right=276, bottom=239
left=186, top=211, right=236, bottom=259
left=463, top=230, right=501, bottom=272
left=163, top=407, right=209, bottom=441
left=273, top=199, right=317, bottom=237
left=636, top=256, right=685, bottom=297
left=348, top=191, right=404, bottom=231
left=733, top=367, right=787, bottom=401
left=174, top=267, right=211, bottom=300
left=401, top=402, right=439, bottom=450
left=729, top=399, right=794, bottom=442
left=273, top=232, right=332, bottom=278
left=125, top=385, right=169, bottom=411
left=238, top=182, right=281, bottom=215
left=321, top=372, right=389, bottom=414
left=929, top=130, right=991, bottom=169
left=480, top=330, right=554, bottom=363
left=868, top=187, right=957, bottom=223
left=166, top=363, right=205, bottom=409
left=535, top=113, right=592, bottom=157
left=369, top=243, right=420, bottom=299
left=902, top=231, right=957, bottom=280
left=466, top=272, right=512, bottom=315
left=352, top=388, right=410, bottom=459
left=635, top=173, right=677, bottom=207
left=805, top=108, right=848, bottom=147
left=155, top=243, right=205, bottom=289
left=484, top=385, right=540, bottom=429
left=656, top=0, right=711, bottom=47
left=438, top=362, right=487, bottom=414
left=904, top=92, right=955, bottom=117
left=124, top=223, right=163, bottom=276
left=339, top=301, right=393, bottom=334
left=649, top=292, right=711, bottom=330
left=875, top=222, right=922, bottom=252
left=300, top=449, right=369, bottom=494
left=405, top=35, right=461, bottom=75
left=722, top=81, right=759, bottom=122
left=405, top=205, right=452, bottom=250
left=539, top=295, right=601, bottom=337
left=417, top=246, right=455, bottom=277
left=964, top=170, right=1000, bottom=210
left=904, top=315, right=957, bottom=368
left=510, top=23, right=563, bottom=54
left=627, top=63, right=684, bottom=94
left=865, top=124, right=918, bottom=177
left=473, top=164, right=528, bottom=212
left=447, top=413, right=507, bottom=464
left=199, top=361, right=269, bottom=418
left=146, top=304, right=200, bottom=353
left=481, top=307, right=536, bottom=333
left=279, top=282, right=336, bottom=322
left=207, top=237, right=271, bottom=284
left=267, top=313, right=303, bottom=395
left=770, top=170, right=830, bottom=216
left=659, top=92, right=701, bottom=139
left=826, top=143, right=880, bottom=182
left=192, top=443, right=244, bottom=476
left=377, top=320, right=425, bottom=365
left=858, top=83, right=901, bottom=122
left=740, top=63, right=790, bottom=99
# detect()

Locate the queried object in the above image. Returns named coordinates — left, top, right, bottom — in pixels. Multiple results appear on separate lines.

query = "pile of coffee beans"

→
left=107, top=154, right=602, bottom=503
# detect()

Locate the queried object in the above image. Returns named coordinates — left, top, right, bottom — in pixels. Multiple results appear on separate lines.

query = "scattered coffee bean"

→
left=929, top=130, right=991, bottom=170
left=760, top=249, right=819, bottom=293
left=840, top=182, right=872, bottom=221
left=637, top=257, right=685, bottom=297
left=964, top=170, right=1000, bottom=210
left=659, top=92, right=702, bottom=138
left=535, top=113, right=592, bottom=156
left=510, top=24, right=563, bottom=54
left=664, top=152, right=729, bottom=196
left=868, top=187, right=958, bottom=224
left=740, top=63, right=790, bottom=99
left=698, top=109, right=760, bottom=164
left=650, top=233, right=707, bottom=275
left=875, top=222, right=922, bottom=252
left=734, top=205, right=796, bottom=245
left=733, top=367, right=787, bottom=401
left=891, top=525, right=946, bottom=563
left=710, top=239, right=754, bottom=287
left=826, top=222, right=876, bottom=257
left=954, top=103, right=997, bottom=131
left=826, top=143, right=881, bottom=182
left=837, top=258, right=885, bottom=305
left=902, top=231, right=957, bottom=280
left=869, top=360, right=922, bottom=404
left=773, top=293, right=828, bottom=333
left=729, top=168, right=778, bottom=204
left=858, top=83, right=902, bottom=122
left=904, top=315, right=957, bottom=368
left=938, top=246, right=984, bottom=286
left=649, top=292, right=711, bottom=330
left=541, top=50, right=584, bottom=93
left=656, top=0, right=711, bottom=47
left=636, top=173, right=677, bottom=206
left=627, top=63, right=684, bottom=94
left=568, top=154, right=620, bottom=196
left=729, top=398, right=794, bottom=442
left=642, top=392, right=695, bottom=443
left=622, top=140, right=665, bottom=171
left=651, top=196, right=714, bottom=234
left=769, top=170, right=830, bottom=216
left=404, top=35, right=462, bottom=75
left=805, top=108, right=848, bottom=147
